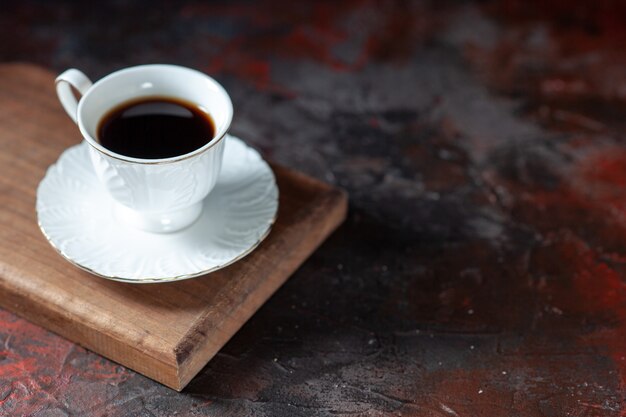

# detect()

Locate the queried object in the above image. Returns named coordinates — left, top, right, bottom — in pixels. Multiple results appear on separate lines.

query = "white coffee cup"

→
left=55, top=64, right=233, bottom=233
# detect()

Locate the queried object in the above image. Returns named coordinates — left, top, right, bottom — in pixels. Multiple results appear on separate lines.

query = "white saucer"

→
left=36, top=135, right=279, bottom=283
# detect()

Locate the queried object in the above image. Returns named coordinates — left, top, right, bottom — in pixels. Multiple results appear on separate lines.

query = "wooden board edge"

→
left=0, top=272, right=182, bottom=389
left=174, top=186, right=348, bottom=390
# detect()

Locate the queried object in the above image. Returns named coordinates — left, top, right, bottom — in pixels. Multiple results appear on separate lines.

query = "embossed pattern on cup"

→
left=87, top=139, right=225, bottom=213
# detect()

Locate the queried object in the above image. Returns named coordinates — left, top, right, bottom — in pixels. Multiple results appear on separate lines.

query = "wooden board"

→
left=0, top=63, right=347, bottom=391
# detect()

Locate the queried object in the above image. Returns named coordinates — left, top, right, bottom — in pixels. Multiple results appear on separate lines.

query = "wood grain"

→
left=0, top=63, right=347, bottom=391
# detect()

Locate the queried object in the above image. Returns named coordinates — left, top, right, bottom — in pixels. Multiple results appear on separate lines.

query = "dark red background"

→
left=1, top=1, right=625, bottom=416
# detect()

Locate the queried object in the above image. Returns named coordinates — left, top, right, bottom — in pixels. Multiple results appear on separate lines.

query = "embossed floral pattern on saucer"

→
left=36, top=135, right=279, bottom=283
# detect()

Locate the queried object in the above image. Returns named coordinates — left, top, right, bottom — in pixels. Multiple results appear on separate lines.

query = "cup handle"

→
left=55, top=69, right=93, bottom=124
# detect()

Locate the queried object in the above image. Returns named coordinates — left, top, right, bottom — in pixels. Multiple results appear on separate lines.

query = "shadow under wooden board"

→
left=0, top=63, right=347, bottom=391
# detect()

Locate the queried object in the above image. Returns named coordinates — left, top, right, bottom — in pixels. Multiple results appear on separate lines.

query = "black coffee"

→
left=97, top=97, right=215, bottom=159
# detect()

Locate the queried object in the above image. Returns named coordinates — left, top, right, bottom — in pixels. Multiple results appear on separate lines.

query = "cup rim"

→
left=75, top=64, right=233, bottom=165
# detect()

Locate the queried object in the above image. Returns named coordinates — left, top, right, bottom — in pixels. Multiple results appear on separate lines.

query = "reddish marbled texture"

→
left=0, top=310, right=131, bottom=416
left=188, top=0, right=442, bottom=92
left=470, top=0, right=626, bottom=131
left=467, top=2, right=626, bottom=402
left=478, top=132, right=626, bottom=415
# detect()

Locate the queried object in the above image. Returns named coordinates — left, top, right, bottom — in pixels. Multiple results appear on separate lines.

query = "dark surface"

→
left=1, top=1, right=625, bottom=416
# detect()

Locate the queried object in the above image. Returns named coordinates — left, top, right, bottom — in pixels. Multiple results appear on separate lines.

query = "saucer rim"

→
left=37, top=216, right=276, bottom=283
left=36, top=136, right=279, bottom=283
